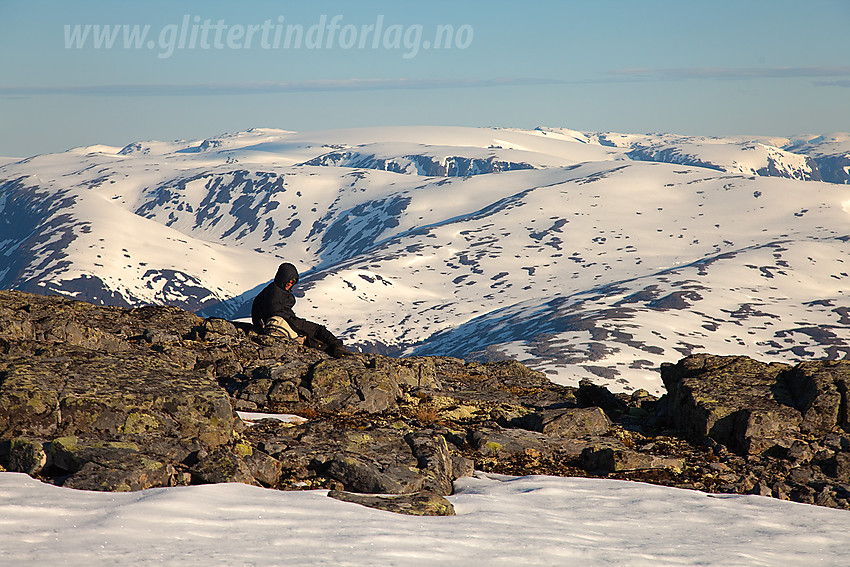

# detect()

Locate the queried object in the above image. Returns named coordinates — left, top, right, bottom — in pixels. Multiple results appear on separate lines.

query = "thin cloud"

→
left=814, top=79, right=850, bottom=88
left=0, top=77, right=565, bottom=97
left=610, top=66, right=850, bottom=81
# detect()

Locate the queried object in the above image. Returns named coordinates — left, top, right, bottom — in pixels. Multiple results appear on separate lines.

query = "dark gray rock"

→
left=469, top=427, right=591, bottom=460
left=734, top=406, right=803, bottom=455
left=325, top=453, right=422, bottom=494
left=62, top=456, right=175, bottom=492
left=451, top=454, right=475, bottom=478
left=578, top=379, right=629, bottom=416
left=786, top=440, right=814, bottom=464
left=406, top=430, right=455, bottom=494
left=374, top=356, right=440, bottom=390
left=580, top=444, right=685, bottom=473
left=828, top=452, right=850, bottom=482
left=526, top=407, right=612, bottom=437
left=47, top=436, right=178, bottom=491
left=7, top=437, right=47, bottom=475
left=0, top=345, right=235, bottom=449
left=786, top=361, right=850, bottom=435
left=327, top=490, right=455, bottom=516
left=308, top=357, right=403, bottom=413
left=202, top=317, right=239, bottom=338
left=190, top=446, right=255, bottom=485
left=243, top=448, right=282, bottom=487
left=659, top=355, right=801, bottom=454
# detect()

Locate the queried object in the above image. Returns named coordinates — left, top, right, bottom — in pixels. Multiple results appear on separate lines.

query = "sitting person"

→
left=251, top=262, right=354, bottom=358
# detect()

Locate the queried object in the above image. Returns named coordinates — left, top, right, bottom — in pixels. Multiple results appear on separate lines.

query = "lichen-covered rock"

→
left=308, top=357, right=403, bottom=413
left=61, top=455, right=175, bottom=492
left=0, top=291, right=240, bottom=491
left=786, top=361, right=850, bottom=435
left=4, top=290, right=850, bottom=512
left=46, top=436, right=177, bottom=491
left=242, top=447, right=283, bottom=487
left=405, top=430, right=455, bottom=494
left=202, top=317, right=239, bottom=338
left=469, top=427, right=591, bottom=460
left=325, top=453, right=422, bottom=494
left=580, top=444, right=684, bottom=473
left=660, top=354, right=850, bottom=458
left=190, top=446, right=256, bottom=485
left=327, top=490, right=455, bottom=516
left=373, top=356, right=440, bottom=390
left=525, top=407, right=612, bottom=437
left=658, top=354, right=800, bottom=454
left=0, top=346, right=234, bottom=448
left=734, top=406, right=803, bottom=455
left=250, top=421, right=447, bottom=494
left=7, top=437, right=47, bottom=475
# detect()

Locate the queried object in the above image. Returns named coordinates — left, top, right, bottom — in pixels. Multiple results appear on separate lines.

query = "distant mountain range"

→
left=2, top=126, right=849, bottom=393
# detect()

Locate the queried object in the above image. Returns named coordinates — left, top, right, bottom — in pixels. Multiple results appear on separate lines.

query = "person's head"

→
left=274, top=262, right=299, bottom=289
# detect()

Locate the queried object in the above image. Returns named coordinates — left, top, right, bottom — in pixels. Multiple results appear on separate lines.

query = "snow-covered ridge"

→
left=2, top=125, right=850, bottom=393
left=537, top=127, right=844, bottom=182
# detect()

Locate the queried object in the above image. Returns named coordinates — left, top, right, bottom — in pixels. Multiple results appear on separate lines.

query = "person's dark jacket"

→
left=251, top=262, right=343, bottom=351
left=251, top=262, right=299, bottom=328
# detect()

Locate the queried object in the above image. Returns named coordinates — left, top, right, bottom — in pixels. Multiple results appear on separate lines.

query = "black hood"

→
left=273, top=262, right=299, bottom=287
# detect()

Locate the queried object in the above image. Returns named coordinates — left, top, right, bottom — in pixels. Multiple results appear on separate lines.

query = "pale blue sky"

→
left=2, top=0, right=849, bottom=157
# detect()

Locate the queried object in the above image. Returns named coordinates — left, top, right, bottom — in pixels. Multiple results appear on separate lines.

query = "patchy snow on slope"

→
left=2, top=125, right=850, bottom=392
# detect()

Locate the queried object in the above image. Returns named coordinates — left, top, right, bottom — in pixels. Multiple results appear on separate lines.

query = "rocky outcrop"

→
left=658, top=354, right=850, bottom=506
left=658, top=355, right=801, bottom=454
left=659, top=354, right=849, bottom=452
left=2, top=291, right=850, bottom=513
left=300, top=150, right=535, bottom=177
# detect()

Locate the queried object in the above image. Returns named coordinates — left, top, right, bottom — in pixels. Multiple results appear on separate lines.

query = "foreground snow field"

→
left=1, top=471, right=848, bottom=566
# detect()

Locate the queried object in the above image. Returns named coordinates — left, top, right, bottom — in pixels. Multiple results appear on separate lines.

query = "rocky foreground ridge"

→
left=1, top=290, right=849, bottom=515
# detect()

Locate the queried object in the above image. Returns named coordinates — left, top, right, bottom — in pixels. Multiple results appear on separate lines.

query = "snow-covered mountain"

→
left=2, top=126, right=850, bottom=393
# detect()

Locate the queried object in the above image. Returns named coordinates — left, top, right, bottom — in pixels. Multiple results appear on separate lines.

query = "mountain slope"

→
left=2, top=125, right=850, bottom=393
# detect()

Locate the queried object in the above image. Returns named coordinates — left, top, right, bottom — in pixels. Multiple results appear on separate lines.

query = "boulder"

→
left=660, top=354, right=850, bottom=457
left=524, top=407, right=612, bottom=437
left=0, top=345, right=235, bottom=449
left=578, top=379, right=629, bottom=416
left=190, top=446, right=256, bottom=485
left=61, top=455, right=175, bottom=492
left=833, top=453, right=850, bottom=482
left=327, top=490, right=455, bottom=516
left=786, top=361, right=850, bottom=435
left=249, top=421, right=457, bottom=495
left=373, top=356, right=441, bottom=390
left=469, top=427, right=591, bottom=460
left=658, top=354, right=801, bottom=454
left=243, top=448, right=283, bottom=487
left=7, top=437, right=48, bottom=475
left=580, top=444, right=685, bottom=473
left=405, top=430, right=455, bottom=494
left=308, top=357, right=406, bottom=413
left=201, top=317, right=239, bottom=338
left=47, top=436, right=177, bottom=491
left=325, top=453, right=422, bottom=494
